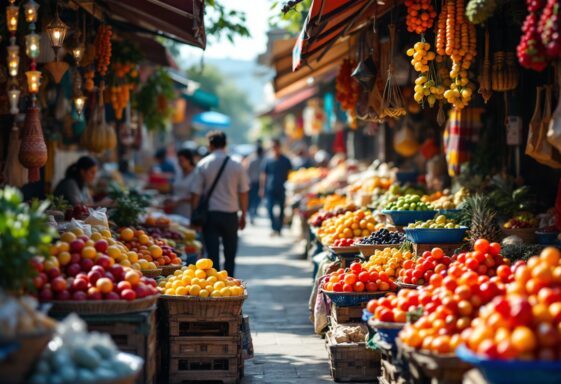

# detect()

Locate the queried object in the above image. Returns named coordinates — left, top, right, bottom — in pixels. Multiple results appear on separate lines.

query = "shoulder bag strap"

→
left=205, top=156, right=230, bottom=201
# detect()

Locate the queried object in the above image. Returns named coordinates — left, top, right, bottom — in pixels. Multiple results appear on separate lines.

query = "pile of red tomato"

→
left=323, top=262, right=398, bottom=293
left=399, top=247, right=452, bottom=285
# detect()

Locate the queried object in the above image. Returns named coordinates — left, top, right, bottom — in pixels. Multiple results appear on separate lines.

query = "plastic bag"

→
left=534, top=85, right=561, bottom=168
left=525, top=86, right=546, bottom=161
left=65, top=219, right=92, bottom=237
left=85, top=208, right=109, bottom=229
left=547, top=62, right=561, bottom=152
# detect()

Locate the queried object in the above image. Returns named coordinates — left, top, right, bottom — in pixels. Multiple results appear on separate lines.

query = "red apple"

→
left=39, top=287, right=53, bottom=301
left=70, top=239, right=85, bottom=253
left=96, top=255, right=112, bottom=270
left=87, top=287, right=102, bottom=300
left=104, top=271, right=115, bottom=283
left=134, top=284, right=148, bottom=299
left=47, top=268, right=61, bottom=280
left=55, top=290, right=71, bottom=301
left=88, top=270, right=103, bottom=285
left=70, top=253, right=82, bottom=264
left=110, top=265, right=125, bottom=281
left=94, top=240, right=109, bottom=253
left=80, top=258, right=94, bottom=272
left=145, top=286, right=157, bottom=296
left=72, top=291, right=87, bottom=301
left=79, top=235, right=89, bottom=243
left=71, top=278, right=88, bottom=292
left=30, top=256, right=44, bottom=272
left=32, top=273, right=47, bottom=290
left=117, top=281, right=132, bottom=293
left=76, top=272, right=89, bottom=281
left=51, top=277, right=67, bottom=292
left=67, top=263, right=82, bottom=277
left=105, top=292, right=120, bottom=300
left=121, top=289, right=136, bottom=301
left=91, top=265, right=105, bottom=274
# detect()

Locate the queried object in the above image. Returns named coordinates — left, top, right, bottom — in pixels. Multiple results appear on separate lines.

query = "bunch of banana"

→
left=466, top=0, right=498, bottom=24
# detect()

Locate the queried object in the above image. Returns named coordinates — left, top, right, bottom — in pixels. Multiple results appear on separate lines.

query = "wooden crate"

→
left=413, top=243, right=464, bottom=257
left=170, top=336, right=240, bottom=357
left=159, top=295, right=246, bottom=318
left=396, top=340, right=431, bottom=384
left=70, top=309, right=157, bottom=384
left=168, top=356, right=241, bottom=384
left=168, top=315, right=241, bottom=338
left=331, top=303, right=367, bottom=324
left=326, top=331, right=380, bottom=382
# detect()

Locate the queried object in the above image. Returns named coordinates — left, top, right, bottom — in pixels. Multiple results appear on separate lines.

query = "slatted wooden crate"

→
left=325, top=331, right=381, bottom=382
left=170, top=336, right=240, bottom=357
left=168, top=356, right=242, bottom=384
left=330, top=303, right=367, bottom=324
left=168, top=315, right=241, bottom=338
left=377, top=337, right=408, bottom=384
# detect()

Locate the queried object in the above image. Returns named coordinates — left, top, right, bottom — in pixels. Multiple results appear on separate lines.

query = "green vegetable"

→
left=0, top=187, right=54, bottom=293
left=109, top=189, right=149, bottom=228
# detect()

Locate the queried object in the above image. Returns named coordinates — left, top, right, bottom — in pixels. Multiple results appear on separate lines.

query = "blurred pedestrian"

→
left=244, top=142, right=265, bottom=224
left=191, top=131, right=249, bottom=277
left=153, top=148, right=177, bottom=180
left=260, top=138, right=292, bottom=236
left=166, top=148, right=197, bottom=218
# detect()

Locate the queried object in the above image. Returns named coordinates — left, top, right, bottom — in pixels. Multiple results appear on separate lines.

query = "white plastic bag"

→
left=85, top=208, right=109, bottom=229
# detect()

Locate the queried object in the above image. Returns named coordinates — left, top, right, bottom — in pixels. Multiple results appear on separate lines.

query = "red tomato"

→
left=366, top=299, right=378, bottom=314
left=342, top=284, right=353, bottom=292
left=369, top=271, right=379, bottom=281
left=350, top=262, right=363, bottom=274
left=488, top=242, right=501, bottom=256
left=431, top=248, right=444, bottom=259
left=379, top=308, right=394, bottom=322
left=474, top=239, right=490, bottom=254
left=365, top=282, right=378, bottom=292
left=358, top=271, right=370, bottom=283
left=354, top=281, right=365, bottom=292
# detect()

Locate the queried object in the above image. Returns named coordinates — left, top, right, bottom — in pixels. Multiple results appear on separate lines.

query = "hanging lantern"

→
left=25, top=33, right=41, bottom=59
left=19, top=106, right=47, bottom=183
left=8, top=89, right=20, bottom=115
left=71, top=44, right=85, bottom=64
left=23, top=0, right=39, bottom=24
left=46, top=11, right=68, bottom=57
left=74, top=95, right=87, bottom=116
left=6, top=4, right=19, bottom=33
left=7, top=45, right=19, bottom=77
left=25, top=70, right=41, bottom=93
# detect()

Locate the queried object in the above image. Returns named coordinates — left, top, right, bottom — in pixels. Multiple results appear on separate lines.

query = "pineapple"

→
left=459, top=195, right=503, bottom=244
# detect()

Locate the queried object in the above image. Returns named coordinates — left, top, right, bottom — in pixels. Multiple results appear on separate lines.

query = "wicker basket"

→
left=502, top=228, right=537, bottom=243
left=142, top=268, right=162, bottom=278
left=160, top=293, right=247, bottom=318
left=0, top=330, right=53, bottom=384
left=161, top=264, right=183, bottom=276
left=47, top=295, right=159, bottom=316
left=357, top=243, right=400, bottom=257
left=326, top=331, right=381, bottom=382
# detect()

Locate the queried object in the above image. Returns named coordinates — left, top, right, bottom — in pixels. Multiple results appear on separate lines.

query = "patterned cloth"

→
left=443, top=107, right=483, bottom=176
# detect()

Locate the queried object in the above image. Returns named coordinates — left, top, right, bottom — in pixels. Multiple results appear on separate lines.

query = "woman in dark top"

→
left=54, top=156, right=97, bottom=206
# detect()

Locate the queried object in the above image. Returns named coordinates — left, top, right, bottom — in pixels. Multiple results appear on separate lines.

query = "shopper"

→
left=260, top=138, right=293, bottom=236
left=54, top=156, right=97, bottom=206
left=153, top=148, right=176, bottom=180
left=168, top=149, right=197, bottom=218
left=244, top=143, right=265, bottom=224
left=191, top=131, right=249, bottom=277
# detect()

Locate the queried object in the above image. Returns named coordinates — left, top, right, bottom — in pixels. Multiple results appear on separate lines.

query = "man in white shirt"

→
left=191, top=131, right=249, bottom=276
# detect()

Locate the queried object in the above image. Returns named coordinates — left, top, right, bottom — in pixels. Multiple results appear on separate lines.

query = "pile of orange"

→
left=119, top=227, right=181, bottom=269
left=317, top=209, right=384, bottom=246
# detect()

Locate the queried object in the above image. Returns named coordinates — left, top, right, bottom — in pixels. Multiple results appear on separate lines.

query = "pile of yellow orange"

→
left=318, top=209, right=384, bottom=245
left=158, top=259, right=245, bottom=298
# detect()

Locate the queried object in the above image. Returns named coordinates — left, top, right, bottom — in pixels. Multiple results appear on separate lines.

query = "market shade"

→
left=267, top=86, right=318, bottom=116
left=97, top=0, right=206, bottom=48
left=292, top=0, right=399, bottom=71
left=192, top=111, right=231, bottom=129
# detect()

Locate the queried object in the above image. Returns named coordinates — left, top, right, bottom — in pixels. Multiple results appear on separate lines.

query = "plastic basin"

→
left=405, top=227, right=468, bottom=244
left=381, top=210, right=437, bottom=226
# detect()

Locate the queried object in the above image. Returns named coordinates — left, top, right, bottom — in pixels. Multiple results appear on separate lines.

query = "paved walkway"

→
left=236, top=216, right=333, bottom=384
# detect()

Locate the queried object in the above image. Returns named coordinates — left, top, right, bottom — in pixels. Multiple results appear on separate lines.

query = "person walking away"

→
left=260, top=139, right=292, bottom=236
left=244, top=143, right=264, bottom=224
left=54, top=156, right=97, bottom=206
left=191, top=131, right=249, bottom=277
left=153, top=148, right=177, bottom=180
left=167, top=149, right=196, bottom=218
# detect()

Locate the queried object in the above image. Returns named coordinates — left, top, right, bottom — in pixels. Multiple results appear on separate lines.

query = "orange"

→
left=511, top=326, right=537, bottom=353
left=107, top=245, right=122, bottom=259
left=82, top=246, right=97, bottom=259
left=60, top=232, right=77, bottom=243
left=138, top=234, right=150, bottom=245
left=149, top=245, right=163, bottom=258
left=96, top=277, right=114, bottom=294
left=189, top=285, right=201, bottom=296
left=540, top=247, right=561, bottom=266
left=120, top=228, right=135, bottom=241
left=125, top=270, right=140, bottom=285
left=57, top=251, right=71, bottom=266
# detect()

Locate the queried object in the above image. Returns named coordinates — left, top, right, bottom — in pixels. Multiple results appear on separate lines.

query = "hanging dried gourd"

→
left=479, top=28, right=492, bottom=103
left=491, top=51, right=519, bottom=91
left=336, top=58, right=360, bottom=127
left=94, top=25, right=112, bottom=77
left=380, top=24, right=406, bottom=120
left=18, top=107, right=47, bottom=182
left=80, top=86, right=117, bottom=153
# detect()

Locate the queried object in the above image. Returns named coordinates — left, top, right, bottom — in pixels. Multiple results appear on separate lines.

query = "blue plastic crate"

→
left=381, top=210, right=437, bottom=226
left=405, top=227, right=468, bottom=244
left=322, top=290, right=391, bottom=307
left=456, top=344, right=561, bottom=384
left=535, top=231, right=560, bottom=245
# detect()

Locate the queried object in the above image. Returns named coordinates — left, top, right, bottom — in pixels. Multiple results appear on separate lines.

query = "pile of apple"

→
left=118, top=228, right=182, bottom=268
left=323, top=262, right=398, bottom=293
left=367, top=289, right=421, bottom=323
left=32, top=230, right=158, bottom=302
left=398, top=239, right=512, bottom=354
left=463, top=247, right=561, bottom=360
left=398, top=248, right=453, bottom=285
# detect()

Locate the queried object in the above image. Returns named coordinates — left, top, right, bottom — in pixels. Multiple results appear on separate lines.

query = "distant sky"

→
left=181, top=0, right=271, bottom=62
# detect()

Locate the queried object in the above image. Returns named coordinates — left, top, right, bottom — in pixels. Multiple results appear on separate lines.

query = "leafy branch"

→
left=206, top=0, right=250, bottom=43
left=134, top=68, right=175, bottom=132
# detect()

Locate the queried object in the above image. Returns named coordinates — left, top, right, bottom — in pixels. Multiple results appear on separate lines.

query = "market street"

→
left=237, top=217, right=334, bottom=384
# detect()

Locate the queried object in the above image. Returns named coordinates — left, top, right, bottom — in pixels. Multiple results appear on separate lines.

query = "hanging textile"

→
left=443, top=107, right=483, bottom=176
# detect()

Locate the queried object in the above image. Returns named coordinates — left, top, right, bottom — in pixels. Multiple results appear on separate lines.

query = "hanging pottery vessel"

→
left=19, top=106, right=47, bottom=182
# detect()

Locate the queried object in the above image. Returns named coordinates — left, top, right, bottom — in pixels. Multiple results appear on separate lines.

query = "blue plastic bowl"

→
left=322, top=290, right=392, bottom=307
left=381, top=210, right=437, bottom=226
left=369, top=320, right=405, bottom=353
left=456, top=345, right=561, bottom=384
left=535, top=231, right=560, bottom=245
left=405, top=226, right=468, bottom=244
left=396, top=171, right=419, bottom=183
left=362, top=308, right=373, bottom=322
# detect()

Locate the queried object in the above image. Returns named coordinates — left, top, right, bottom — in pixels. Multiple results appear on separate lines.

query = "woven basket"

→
left=142, top=268, right=162, bottom=278
left=357, top=243, right=400, bottom=257
left=161, top=264, right=183, bottom=276
left=0, top=330, right=53, bottom=384
left=159, top=293, right=247, bottom=318
left=47, top=294, right=159, bottom=315
left=502, top=228, right=537, bottom=243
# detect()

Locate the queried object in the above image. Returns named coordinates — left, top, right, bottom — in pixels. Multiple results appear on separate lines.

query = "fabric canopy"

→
left=192, top=111, right=231, bottom=129
left=293, top=0, right=399, bottom=70
left=98, top=0, right=206, bottom=48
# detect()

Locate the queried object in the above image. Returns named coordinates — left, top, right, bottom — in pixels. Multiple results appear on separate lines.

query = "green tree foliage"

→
left=269, top=0, right=312, bottom=34
left=206, top=0, right=250, bottom=42
left=187, top=64, right=253, bottom=144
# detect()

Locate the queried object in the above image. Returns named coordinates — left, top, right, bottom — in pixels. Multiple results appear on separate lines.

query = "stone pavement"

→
left=235, top=217, right=334, bottom=384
